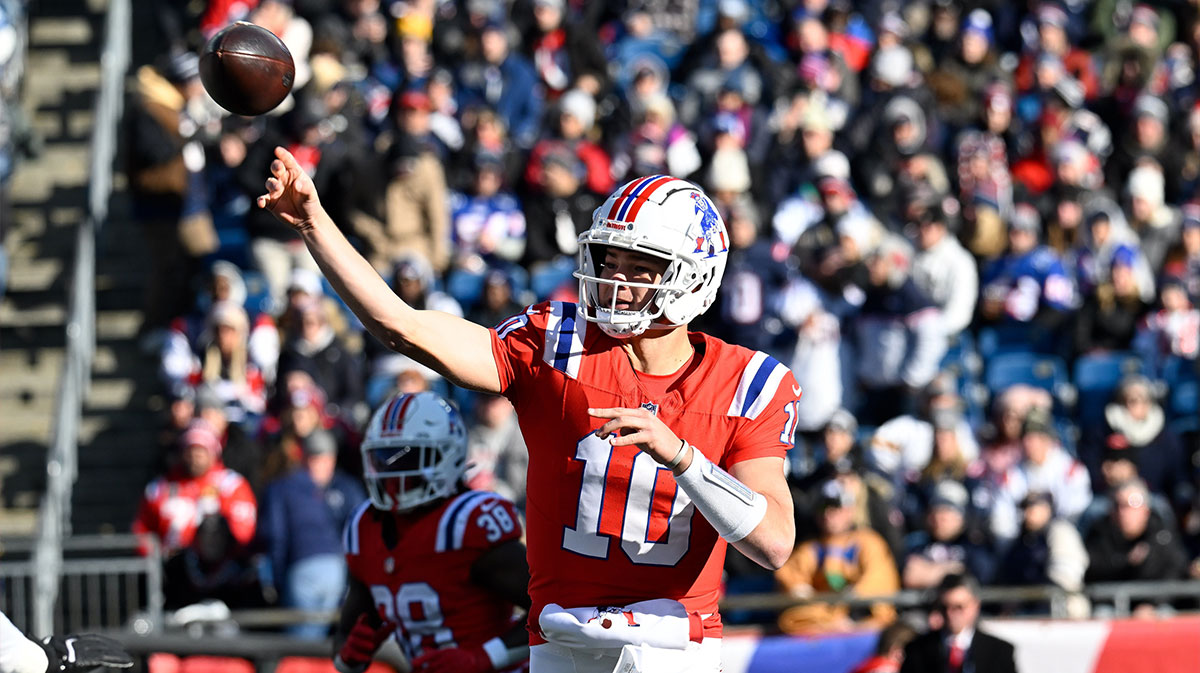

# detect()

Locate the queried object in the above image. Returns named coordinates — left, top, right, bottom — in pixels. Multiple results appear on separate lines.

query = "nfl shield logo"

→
left=641, top=402, right=658, bottom=416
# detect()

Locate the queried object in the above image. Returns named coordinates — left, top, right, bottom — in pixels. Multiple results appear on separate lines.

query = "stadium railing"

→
left=2, top=534, right=163, bottom=636
left=31, top=0, right=131, bottom=638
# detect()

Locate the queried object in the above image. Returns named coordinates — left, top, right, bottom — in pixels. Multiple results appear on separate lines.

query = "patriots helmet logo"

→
left=691, top=192, right=728, bottom=259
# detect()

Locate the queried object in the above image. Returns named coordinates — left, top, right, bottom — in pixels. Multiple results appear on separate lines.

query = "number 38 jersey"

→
left=343, top=491, right=523, bottom=660
left=490, top=301, right=802, bottom=642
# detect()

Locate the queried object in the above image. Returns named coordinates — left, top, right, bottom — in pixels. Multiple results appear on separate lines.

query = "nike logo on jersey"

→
left=792, top=385, right=802, bottom=397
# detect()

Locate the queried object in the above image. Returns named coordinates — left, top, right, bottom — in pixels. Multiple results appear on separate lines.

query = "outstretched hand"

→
left=256, top=146, right=322, bottom=230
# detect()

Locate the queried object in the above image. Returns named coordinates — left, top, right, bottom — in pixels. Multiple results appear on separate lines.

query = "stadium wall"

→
left=720, top=616, right=1200, bottom=673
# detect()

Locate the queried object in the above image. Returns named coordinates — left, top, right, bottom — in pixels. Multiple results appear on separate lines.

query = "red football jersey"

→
left=343, top=490, right=525, bottom=663
left=490, top=301, right=802, bottom=642
left=133, top=466, right=257, bottom=556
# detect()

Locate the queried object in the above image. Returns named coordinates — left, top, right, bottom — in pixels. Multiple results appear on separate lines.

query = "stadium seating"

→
left=1072, top=352, right=1142, bottom=428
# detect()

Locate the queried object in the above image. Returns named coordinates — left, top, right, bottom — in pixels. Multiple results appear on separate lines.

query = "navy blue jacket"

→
left=259, top=468, right=366, bottom=577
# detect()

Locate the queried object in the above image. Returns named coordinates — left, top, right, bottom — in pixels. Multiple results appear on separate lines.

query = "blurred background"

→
left=2, top=0, right=1200, bottom=672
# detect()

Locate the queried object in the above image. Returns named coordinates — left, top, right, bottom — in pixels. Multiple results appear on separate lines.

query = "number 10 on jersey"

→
left=562, top=434, right=695, bottom=566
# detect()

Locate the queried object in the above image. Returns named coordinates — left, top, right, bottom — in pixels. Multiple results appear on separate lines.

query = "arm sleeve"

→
left=723, top=367, right=802, bottom=467
left=0, top=611, right=47, bottom=673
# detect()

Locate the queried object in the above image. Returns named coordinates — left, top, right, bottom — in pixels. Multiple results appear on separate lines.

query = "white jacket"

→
left=991, top=447, right=1092, bottom=541
left=912, top=235, right=979, bottom=336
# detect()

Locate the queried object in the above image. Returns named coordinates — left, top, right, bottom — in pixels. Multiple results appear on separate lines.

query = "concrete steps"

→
left=0, top=1, right=102, bottom=536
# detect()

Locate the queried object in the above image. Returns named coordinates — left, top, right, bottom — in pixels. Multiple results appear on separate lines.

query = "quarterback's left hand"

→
left=589, top=406, right=681, bottom=466
left=409, top=645, right=492, bottom=673
left=40, top=634, right=134, bottom=673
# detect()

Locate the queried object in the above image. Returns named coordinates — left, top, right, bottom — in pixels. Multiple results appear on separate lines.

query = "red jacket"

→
left=133, top=465, right=257, bottom=556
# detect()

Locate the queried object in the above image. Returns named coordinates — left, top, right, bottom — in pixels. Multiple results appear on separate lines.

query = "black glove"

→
left=40, top=634, right=134, bottom=673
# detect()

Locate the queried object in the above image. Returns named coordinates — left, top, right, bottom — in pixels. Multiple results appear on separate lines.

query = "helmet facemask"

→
left=362, top=441, right=461, bottom=512
left=575, top=241, right=709, bottom=338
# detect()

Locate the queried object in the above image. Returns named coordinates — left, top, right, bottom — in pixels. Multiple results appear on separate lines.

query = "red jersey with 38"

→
left=343, top=491, right=524, bottom=662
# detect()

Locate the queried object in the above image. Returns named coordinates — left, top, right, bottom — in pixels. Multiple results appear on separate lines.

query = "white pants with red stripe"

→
left=529, top=638, right=722, bottom=673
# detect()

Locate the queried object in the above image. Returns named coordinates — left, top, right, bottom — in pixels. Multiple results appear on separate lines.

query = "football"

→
left=199, top=22, right=295, bottom=116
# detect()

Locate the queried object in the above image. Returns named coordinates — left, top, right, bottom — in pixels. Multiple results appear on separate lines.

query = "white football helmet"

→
left=575, top=175, right=729, bottom=338
left=361, top=391, right=467, bottom=512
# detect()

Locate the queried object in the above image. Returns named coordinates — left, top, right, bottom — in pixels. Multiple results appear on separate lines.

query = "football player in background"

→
left=333, top=391, right=530, bottom=673
left=261, top=147, right=798, bottom=673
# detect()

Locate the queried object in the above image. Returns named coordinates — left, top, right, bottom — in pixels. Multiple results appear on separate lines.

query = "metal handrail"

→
left=30, top=0, right=131, bottom=638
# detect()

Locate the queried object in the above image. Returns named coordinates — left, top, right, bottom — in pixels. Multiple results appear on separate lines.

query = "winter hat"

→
left=1127, top=164, right=1165, bottom=207
left=709, top=147, right=752, bottom=193
left=559, top=89, right=596, bottom=131
left=871, top=45, right=914, bottom=88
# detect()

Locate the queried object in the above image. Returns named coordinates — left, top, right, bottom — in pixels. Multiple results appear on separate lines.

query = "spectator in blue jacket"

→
left=457, top=20, right=544, bottom=149
left=259, top=429, right=366, bottom=639
left=979, top=203, right=1076, bottom=351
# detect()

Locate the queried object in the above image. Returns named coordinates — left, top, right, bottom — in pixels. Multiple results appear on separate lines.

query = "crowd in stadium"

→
left=117, top=0, right=1200, bottom=641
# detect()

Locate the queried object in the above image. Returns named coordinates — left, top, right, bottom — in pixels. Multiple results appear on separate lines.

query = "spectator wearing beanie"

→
left=447, top=150, right=527, bottom=269
left=929, top=9, right=1006, bottom=131
left=134, top=419, right=257, bottom=558
left=1074, top=200, right=1156, bottom=304
left=901, top=480, right=998, bottom=588
left=1072, top=246, right=1151, bottom=358
left=1134, top=275, right=1200, bottom=380
left=1125, top=161, right=1180, bottom=273
left=523, top=0, right=608, bottom=99
left=775, top=480, right=900, bottom=635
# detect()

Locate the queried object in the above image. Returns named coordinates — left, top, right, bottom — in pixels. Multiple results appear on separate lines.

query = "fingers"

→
left=609, top=430, right=653, bottom=447
left=590, top=407, right=653, bottom=439
left=274, top=145, right=302, bottom=173
left=594, top=418, right=627, bottom=439
left=588, top=407, right=649, bottom=420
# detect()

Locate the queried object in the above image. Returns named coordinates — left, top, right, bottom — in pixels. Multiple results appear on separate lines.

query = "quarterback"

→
left=334, top=391, right=530, bottom=673
left=260, top=148, right=798, bottom=672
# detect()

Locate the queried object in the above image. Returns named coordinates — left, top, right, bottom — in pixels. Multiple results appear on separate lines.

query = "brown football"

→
left=200, top=22, right=295, bottom=116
